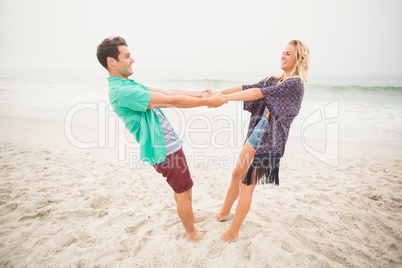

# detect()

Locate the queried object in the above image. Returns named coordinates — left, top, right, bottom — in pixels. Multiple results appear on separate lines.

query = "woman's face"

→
left=280, top=44, right=297, bottom=72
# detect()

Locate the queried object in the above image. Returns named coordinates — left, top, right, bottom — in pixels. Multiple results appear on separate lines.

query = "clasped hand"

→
left=200, top=89, right=228, bottom=108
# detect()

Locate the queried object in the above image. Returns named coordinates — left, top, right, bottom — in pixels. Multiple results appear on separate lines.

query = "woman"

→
left=215, top=40, right=310, bottom=242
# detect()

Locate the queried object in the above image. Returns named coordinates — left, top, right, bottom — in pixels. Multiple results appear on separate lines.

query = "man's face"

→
left=114, top=45, right=135, bottom=78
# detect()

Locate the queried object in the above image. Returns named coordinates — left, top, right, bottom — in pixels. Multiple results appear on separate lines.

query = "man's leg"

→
left=154, top=148, right=205, bottom=242
left=175, top=189, right=206, bottom=241
left=174, top=192, right=204, bottom=224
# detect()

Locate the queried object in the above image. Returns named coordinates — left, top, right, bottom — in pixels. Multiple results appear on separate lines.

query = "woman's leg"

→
left=217, top=142, right=256, bottom=221
left=221, top=183, right=256, bottom=242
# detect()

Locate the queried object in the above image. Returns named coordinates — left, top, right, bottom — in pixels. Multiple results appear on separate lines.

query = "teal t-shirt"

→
left=108, top=77, right=167, bottom=165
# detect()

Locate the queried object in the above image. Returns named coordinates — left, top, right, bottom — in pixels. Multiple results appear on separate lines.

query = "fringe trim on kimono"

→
left=242, top=153, right=281, bottom=185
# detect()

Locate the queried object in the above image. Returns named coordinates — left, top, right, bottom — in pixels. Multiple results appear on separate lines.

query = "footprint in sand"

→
left=388, top=243, right=398, bottom=252
left=243, top=221, right=263, bottom=239
left=163, top=218, right=181, bottom=231
left=141, top=230, right=154, bottom=243
left=175, top=233, right=186, bottom=241
left=280, top=240, right=295, bottom=253
left=368, top=195, right=382, bottom=201
left=125, top=219, right=147, bottom=234
left=19, top=210, right=51, bottom=221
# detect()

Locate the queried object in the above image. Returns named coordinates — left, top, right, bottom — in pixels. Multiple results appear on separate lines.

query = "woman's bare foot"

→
left=186, top=230, right=206, bottom=242
left=194, top=216, right=205, bottom=223
left=221, top=231, right=238, bottom=243
left=217, top=212, right=231, bottom=222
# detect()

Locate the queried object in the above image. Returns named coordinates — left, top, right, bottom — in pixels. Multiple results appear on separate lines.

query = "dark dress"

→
left=242, top=76, right=304, bottom=185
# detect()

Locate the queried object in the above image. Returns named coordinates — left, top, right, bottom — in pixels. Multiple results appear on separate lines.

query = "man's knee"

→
left=176, top=188, right=192, bottom=200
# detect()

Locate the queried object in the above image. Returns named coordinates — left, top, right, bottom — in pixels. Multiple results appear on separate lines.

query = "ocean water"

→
left=0, top=68, right=401, bottom=144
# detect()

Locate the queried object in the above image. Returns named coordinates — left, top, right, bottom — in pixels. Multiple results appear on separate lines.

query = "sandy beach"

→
left=0, top=114, right=401, bottom=268
left=1, top=0, right=402, bottom=265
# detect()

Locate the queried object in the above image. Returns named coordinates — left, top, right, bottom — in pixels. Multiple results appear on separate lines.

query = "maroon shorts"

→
left=153, top=148, right=193, bottom=193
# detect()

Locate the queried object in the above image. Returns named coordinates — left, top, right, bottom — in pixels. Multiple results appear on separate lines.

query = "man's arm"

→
left=149, top=87, right=211, bottom=98
left=147, top=92, right=227, bottom=109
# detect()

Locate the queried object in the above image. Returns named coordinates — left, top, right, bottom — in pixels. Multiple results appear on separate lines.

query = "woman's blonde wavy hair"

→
left=274, top=40, right=310, bottom=83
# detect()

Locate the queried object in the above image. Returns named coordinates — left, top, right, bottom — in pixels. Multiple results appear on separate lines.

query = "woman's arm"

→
left=212, top=77, right=269, bottom=96
left=228, top=78, right=301, bottom=102
left=212, top=85, right=243, bottom=95
left=224, top=88, right=264, bottom=101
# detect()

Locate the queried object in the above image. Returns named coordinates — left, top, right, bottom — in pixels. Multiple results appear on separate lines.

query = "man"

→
left=96, top=36, right=227, bottom=241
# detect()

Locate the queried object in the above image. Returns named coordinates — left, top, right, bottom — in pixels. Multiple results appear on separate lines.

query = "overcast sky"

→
left=0, top=0, right=401, bottom=77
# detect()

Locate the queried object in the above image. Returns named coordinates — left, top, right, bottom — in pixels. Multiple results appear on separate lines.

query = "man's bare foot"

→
left=194, top=216, right=205, bottom=223
left=221, top=231, right=238, bottom=243
left=186, top=230, right=206, bottom=242
left=217, top=212, right=230, bottom=222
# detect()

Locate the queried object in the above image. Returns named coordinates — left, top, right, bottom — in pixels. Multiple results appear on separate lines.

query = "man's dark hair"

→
left=96, top=36, right=127, bottom=69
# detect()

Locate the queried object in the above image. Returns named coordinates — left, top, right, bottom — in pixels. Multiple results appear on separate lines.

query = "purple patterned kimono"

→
left=242, top=76, right=304, bottom=185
